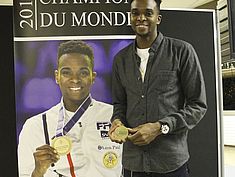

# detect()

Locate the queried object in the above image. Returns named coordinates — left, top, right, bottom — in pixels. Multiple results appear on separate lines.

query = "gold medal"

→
left=51, top=136, right=72, bottom=156
left=114, top=126, right=128, bottom=139
left=103, top=152, right=118, bottom=168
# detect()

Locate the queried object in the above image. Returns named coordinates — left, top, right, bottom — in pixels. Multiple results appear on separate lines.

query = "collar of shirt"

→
left=133, top=32, right=164, bottom=54
left=60, top=96, right=94, bottom=125
left=64, top=109, right=75, bottom=125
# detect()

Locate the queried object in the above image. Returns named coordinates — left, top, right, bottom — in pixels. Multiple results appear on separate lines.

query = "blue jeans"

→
left=123, top=163, right=190, bottom=177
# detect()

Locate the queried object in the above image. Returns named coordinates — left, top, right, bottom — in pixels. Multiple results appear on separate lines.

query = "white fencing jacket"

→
left=18, top=99, right=122, bottom=177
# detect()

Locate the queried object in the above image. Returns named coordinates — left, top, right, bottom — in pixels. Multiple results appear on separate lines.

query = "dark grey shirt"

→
left=111, top=32, right=207, bottom=173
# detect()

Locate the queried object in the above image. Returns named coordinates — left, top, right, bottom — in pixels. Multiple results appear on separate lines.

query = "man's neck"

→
left=64, top=103, right=79, bottom=112
left=136, top=32, right=158, bottom=49
left=63, top=99, right=85, bottom=112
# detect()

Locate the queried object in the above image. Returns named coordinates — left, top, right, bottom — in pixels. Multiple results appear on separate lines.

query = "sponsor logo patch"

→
left=96, top=122, right=111, bottom=139
left=103, top=151, right=118, bottom=168
left=98, top=145, right=121, bottom=151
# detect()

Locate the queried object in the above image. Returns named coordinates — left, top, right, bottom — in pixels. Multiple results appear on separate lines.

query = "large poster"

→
left=14, top=1, right=222, bottom=177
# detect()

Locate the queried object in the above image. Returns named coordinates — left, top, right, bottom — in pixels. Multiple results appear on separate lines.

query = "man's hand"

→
left=128, top=122, right=161, bottom=146
left=31, top=145, right=60, bottom=177
left=108, top=119, right=128, bottom=144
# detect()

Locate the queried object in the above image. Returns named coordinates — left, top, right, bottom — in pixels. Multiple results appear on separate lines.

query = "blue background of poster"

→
left=15, top=39, right=133, bottom=137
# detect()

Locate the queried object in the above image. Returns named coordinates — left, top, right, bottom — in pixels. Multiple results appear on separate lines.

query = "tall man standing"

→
left=108, top=0, right=207, bottom=177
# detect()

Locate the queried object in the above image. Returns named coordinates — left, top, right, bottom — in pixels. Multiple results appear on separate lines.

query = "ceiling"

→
left=0, top=0, right=215, bottom=8
left=161, top=0, right=215, bottom=8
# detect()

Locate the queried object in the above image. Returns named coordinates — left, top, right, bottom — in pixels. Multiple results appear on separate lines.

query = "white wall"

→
left=223, top=112, right=235, bottom=146
left=0, top=0, right=12, bottom=5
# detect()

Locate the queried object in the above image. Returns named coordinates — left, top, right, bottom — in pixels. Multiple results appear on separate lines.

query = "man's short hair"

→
left=57, top=40, right=94, bottom=70
left=131, top=0, right=162, bottom=11
left=154, top=0, right=162, bottom=9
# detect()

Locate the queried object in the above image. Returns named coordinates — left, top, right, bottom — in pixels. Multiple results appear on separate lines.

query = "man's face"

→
left=55, top=53, right=96, bottom=109
left=130, top=0, right=162, bottom=38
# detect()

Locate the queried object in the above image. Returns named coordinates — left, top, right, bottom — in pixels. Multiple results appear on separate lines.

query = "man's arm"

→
left=109, top=55, right=129, bottom=143
left=128, top=43, right=207, bottom=145
left=111, top=55, right=127, bottom=125
left=31, top=145, right=59, bottom=177
left=18, top=118, right=59, bottom=177
left=158, top=43, right=207, bottom=134
left=127, top=122, right=162, bottom=146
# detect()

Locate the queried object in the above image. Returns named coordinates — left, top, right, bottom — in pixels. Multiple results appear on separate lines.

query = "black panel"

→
left=160, top=10, right=219, bottom=177
left=0, top=5, right=18, bottom=177
left=13, top=1, right=133, bottom=37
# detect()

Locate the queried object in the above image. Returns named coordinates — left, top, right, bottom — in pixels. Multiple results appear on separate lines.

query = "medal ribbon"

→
left=67, top=153, right=76, bottom=177
left=55, top=94, right=92, bottom=177
left=55, top=94, right=92, bottom=137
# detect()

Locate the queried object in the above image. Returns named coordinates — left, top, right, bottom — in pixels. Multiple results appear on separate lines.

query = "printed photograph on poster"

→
left=15, top=38, right=134, bottom=177
left=14, top=39, right=133, bottom=138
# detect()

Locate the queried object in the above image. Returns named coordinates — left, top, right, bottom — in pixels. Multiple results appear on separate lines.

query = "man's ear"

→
left=55, top=70, right=59, bottom=84
left=92, top=71, right=97, bottom=84
left=157, top=14, right=162, bottom=25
